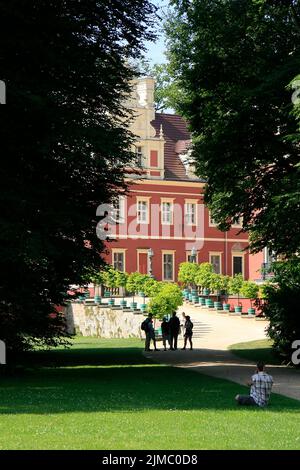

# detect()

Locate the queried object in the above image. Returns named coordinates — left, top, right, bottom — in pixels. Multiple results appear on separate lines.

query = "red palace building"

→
left=102, top=77, right=251, bottom=282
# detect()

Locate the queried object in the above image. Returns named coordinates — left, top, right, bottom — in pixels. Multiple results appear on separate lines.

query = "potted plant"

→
left=126, top=272, right=142, bottom=310
left=178, top=262, right=199, bottom=299
left=240, top=281, right=259, bottom=315
left=148, top=283, right=183, bottom=319
left=229, top=274, right=244, bottom=313
left=102, top=267, right=118, bottom=307
left=209, top=273, right=224, bottom=310
left=115, top=271, right=128, bottom=309
left=219, top=275, right=231, bottom=311
left=195, top=262, right=213, bottom=296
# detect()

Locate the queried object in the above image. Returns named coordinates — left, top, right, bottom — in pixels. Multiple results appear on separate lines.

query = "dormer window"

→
left=136, top=146, right=143, bottom=166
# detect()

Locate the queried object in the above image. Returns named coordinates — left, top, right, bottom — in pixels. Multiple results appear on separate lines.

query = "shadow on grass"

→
left=1, top=342, right=300, bottom=415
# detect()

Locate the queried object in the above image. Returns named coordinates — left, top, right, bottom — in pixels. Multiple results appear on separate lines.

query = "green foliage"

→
left=126, top=272, right=149, bottom=294
left=163, top=0, right=300, bottom=256
left=241, top=281, right=259, bottom=300
left=82, top=267, right=105, bottom=286
left=143, top=278, right=164, bottom=298
left=178, top=262, right=199, bottom=287
left=148, top=283, right=183, bottom=319
left=209, top=274, right=223, bottom=293
left=115, top=271, right=128, bottom=288
left=195, top=263, right=213, bottom=289
left=0, top=1, right=156, bottom=353
left=229, top=274, right=244, bottom=296
left=102, top=267, right=118, bottom=289
left=262, top=258, right=300, bottom=361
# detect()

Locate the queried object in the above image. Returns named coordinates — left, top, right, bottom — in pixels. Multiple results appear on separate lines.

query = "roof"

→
left=151, top=113, right=204, bottom=182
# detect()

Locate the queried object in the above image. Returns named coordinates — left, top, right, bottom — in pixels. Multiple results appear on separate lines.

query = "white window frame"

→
left=112, top=249, right=126, bottom=272
left=135, top=146, right=143, bottom=166
left=114, top=196, right=126, bottom=224
left=232, top=216, right=243, bottom=228
left=185, top=202, right=197, bottom=226
left=162, top=251, right=175, bottom=282
left=137, top=198, right=149, bottom=224
left=232, top=252, right=244, bottom=278
left=161, top=200, right=173, bottom=225
left=209, top=252, right=222, bottom=274
left=209, top=211, right=217, bottom=227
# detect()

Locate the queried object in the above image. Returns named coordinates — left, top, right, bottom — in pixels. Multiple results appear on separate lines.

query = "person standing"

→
left=168, top=311, right=180, bottom=350
left=144, top=314, right=159, bottom=352
left=181, top=311, right=186, bottom=336
left=181, top=315, right=193, bottom=350
left=161, top=316, right=170, bottom=351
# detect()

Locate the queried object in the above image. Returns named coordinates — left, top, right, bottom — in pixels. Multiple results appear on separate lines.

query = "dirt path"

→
left=145, top=305, right=300, bottom=401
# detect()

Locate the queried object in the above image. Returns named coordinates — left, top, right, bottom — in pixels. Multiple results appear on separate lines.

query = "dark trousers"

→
left=170, top=332, right=179, bottom=350
left=237, top=395, right=256, bottom=406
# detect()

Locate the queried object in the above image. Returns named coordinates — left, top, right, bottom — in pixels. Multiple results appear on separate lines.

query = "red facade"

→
left=102, top=79, right=250, bottom=282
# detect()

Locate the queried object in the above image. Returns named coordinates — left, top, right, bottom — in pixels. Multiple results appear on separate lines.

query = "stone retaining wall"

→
left=66, top=302, right=145, bottom=338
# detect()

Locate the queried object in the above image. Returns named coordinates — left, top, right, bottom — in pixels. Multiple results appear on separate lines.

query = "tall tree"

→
left=164, top=0, right=300, bottom=256
left=0, top=0, right=156, bottom=354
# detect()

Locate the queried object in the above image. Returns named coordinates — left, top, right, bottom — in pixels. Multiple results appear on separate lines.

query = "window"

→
left=136, top=146, right=143, bottom=166
left=137, top=200, right=148, bottom=224
left=232, top=216, right=243, bottom=227
left=163, top=253, right=174, bottom=281
left=185, top=203, right=196, bottom=225
left=210, top=254, right=221, bottom=274
left=113, top=252, right=125, bottom=272
left=161, top=201, right=173, bottom=224
left=114, top=196, right=125, bottom=224
left=187, top=252, right=198, bottom=263
left=209, top=212, right=217, bottom=226
left=233, top=255, right=243, bottom=276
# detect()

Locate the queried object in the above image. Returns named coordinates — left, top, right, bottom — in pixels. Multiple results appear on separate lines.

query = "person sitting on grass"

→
left=235, top=361, right=273, bottom=407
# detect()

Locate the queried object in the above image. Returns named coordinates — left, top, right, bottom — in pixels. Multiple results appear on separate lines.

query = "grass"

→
left=229, top=339, right=281, bottom=365
left=0, top=336, right=300, bottom=450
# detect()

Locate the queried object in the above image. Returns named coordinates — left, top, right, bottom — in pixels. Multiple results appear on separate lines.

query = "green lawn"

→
left=229, top=339, right=282, bottom=365
left=0, top=337, right=300, bottom=450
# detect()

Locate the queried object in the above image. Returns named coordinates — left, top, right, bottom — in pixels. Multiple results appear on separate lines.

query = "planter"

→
left=214, top=301, right=223, bottom=310
left=205, top=298, right=214, bottom=308
left=188, top=293, right=193, bottom=301
left=199, top=297, right=206, bottom=306
left=140, top=303, right=147, bottom=313
left=248, top=308, right=256, bottom=315
left=192, top=295, right=199, bottom=304
left=108, top=298, right=115, bottom=306
left=191, top=289, right=198, bottom=296
left=234, top=306, right=242, bottom=314
left=120, top=300, right=127, bottom=308
left=78, top=295, right=85, bottom=302
left=203, top=288, right=210, bottom=296
left=138, top=291, right=145, bottom=298
left=104, top=291, right=110, bottom=298
left=130, top=301, right=137, bottom=310
left=184, top=291, right=190, bottom=300
left=94, top=295, right=101, bottom=304
left=223, top=303, right=230, bottom=312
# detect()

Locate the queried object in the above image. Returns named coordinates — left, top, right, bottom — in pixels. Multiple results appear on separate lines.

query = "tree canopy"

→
left=163, top=0, right=300, bottom=256
left=0, top=0, right=156, bottom=353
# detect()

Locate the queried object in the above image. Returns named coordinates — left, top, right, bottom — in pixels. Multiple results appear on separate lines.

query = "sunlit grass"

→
left=0, top=337, right=299, bottom=450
